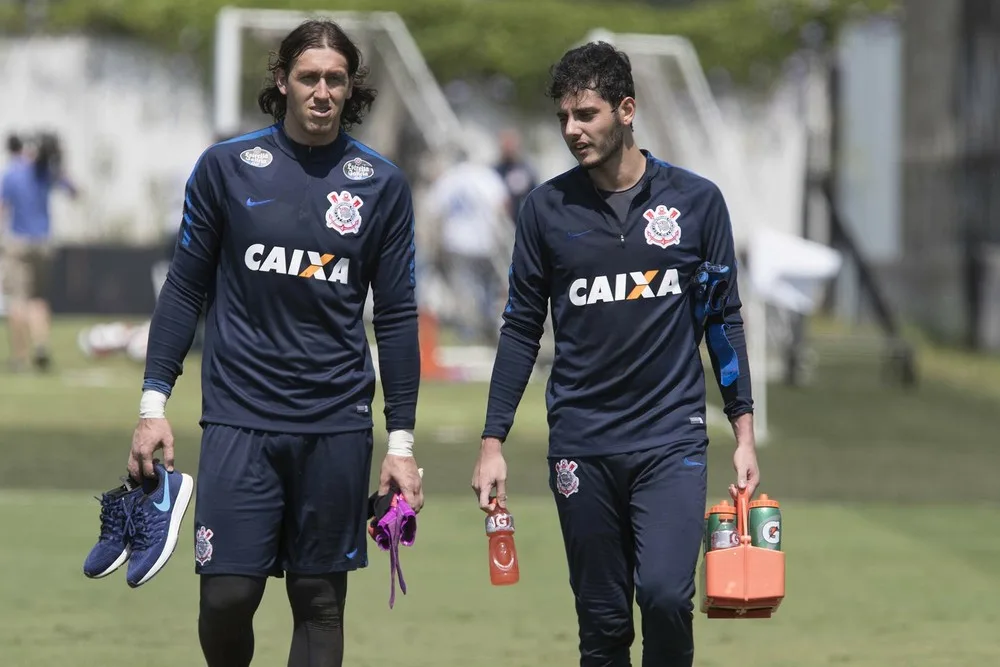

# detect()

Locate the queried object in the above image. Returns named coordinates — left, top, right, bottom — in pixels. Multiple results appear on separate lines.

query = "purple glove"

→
left=368, top=493, right=417, bottom=608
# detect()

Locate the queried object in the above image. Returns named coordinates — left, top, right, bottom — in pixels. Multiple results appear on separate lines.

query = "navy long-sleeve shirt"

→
left=483, top=151, right=753, bottom=457
left=143, top=124, right=419, bottom=434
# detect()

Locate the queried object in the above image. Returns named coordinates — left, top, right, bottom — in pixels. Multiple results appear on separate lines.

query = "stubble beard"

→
left=582, top=115, right=625, bottom=171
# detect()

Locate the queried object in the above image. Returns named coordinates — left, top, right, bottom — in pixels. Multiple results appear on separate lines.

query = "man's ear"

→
left=275, top=68, right=288, bottom=96
left=618, top=96, right=636, bottom=127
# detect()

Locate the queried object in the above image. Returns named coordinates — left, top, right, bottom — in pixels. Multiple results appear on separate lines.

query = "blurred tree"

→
left=587, top=0, right=702, bottom=5
left=4, top=0, right=897, bottom=108
left=626, top=0, right=700, bottom=5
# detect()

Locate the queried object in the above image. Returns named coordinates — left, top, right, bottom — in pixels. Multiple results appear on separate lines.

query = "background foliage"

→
left=3, top=0, right=897, bottom=107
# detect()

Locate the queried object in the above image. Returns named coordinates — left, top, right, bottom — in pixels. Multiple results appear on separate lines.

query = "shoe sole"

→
left=129, top=473, right=194, bottom=588
left=84, top=545, right=132, bottom=579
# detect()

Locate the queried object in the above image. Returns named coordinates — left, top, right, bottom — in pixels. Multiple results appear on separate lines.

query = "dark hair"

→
left=546, top=41, right=635, bottom=109
left=34, top=132, right=62, bottom=181
left=257, top=19, right=377, bottom=131
left=6, top=134, right=22, bottom=155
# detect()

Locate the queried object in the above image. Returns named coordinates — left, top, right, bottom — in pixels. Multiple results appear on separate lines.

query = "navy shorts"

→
left=193, top=424, right=374, bottom=578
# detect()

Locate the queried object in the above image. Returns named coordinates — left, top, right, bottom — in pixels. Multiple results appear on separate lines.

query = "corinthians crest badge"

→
left=643, top=204, right=682, bottom=249
left=554, top=459, right=580, bottom=498
left=326, top=191, right=364, bottom=235
left=195, top=526, right=214, bottom=566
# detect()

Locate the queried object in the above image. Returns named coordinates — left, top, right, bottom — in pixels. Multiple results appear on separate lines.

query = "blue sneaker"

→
left=125, top=463, right=194, bottom=588
left=83, top=476, right=143, bottom=578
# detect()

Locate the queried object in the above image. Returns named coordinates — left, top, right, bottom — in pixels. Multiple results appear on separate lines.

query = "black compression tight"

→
left=286, top=573, right=348, bottom=667
left=199, top=575, right=266, bottom=667
left=199, top=573, right=348, bottom=667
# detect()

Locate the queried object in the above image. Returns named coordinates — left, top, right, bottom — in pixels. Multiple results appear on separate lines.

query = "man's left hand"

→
left=379, top=454, right=424, bottom=513
left=729, top=442, right=760, bottom=501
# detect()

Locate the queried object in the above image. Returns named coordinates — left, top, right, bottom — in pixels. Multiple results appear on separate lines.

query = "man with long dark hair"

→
left=83, top=19, right=424, bottom=667
left=471, top=42, right=760, bottom=666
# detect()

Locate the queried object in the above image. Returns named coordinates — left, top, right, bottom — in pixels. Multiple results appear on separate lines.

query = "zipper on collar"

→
left=579, top=158, right=654, bottom=249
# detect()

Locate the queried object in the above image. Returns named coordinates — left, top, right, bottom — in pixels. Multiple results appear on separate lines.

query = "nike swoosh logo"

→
left=567, top=230, right=593, bottom=239
left=683, top=457, right=705, bottom=467
left=153, top=473, right=172, bottom=512
left=246, top=197, right=275, bottom=207
left=345, top=548, right=357, bottom=560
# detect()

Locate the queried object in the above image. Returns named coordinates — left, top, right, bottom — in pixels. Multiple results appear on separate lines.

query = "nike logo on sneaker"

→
left=153, top=473, right=172, bottom=512
left=246, top=197, right=275, bottom=207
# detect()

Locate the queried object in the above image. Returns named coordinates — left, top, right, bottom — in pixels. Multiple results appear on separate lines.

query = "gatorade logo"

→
left=711, top=528, right=739, bottom=550
left=491, top=537, right=516, bottom=571
left=762, top=520, right=780, bottom=545
left=486, top=512, right=514, bottom=533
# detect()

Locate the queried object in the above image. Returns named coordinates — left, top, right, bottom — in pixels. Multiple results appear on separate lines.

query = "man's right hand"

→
left=128, top=418, right=175, bottom=481
left=471, top=437, right=508, bottom=510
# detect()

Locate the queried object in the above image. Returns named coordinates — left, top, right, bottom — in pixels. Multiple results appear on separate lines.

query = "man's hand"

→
left=728, top=413, right=760, bottom=501
left=471, top=437, right=508, bottom=510
left=128, top=417, right=175, bottom=481
left=379, top=455, right=424, bottom=513
left=729, top=442, right=760, bottom=501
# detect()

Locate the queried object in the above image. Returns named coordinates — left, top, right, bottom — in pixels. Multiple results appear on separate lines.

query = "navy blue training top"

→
left=483, top=151, right=753, bottom=457
left=143, top=123, right=419, bottom=435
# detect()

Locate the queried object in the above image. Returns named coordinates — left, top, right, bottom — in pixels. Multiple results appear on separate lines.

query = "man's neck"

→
left=283, top=120, right=340, bottom=148
left=587, top=142, right=646, bottom=193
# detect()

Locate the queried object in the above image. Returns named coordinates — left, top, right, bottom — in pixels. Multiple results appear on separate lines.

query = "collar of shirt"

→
left=569, top=149, right=666, bottom=200
left=273, top=122, right=349, bottom=163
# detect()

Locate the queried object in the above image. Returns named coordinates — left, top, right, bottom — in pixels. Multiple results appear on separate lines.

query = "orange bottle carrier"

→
left=700, top=488, right=785, bottom=618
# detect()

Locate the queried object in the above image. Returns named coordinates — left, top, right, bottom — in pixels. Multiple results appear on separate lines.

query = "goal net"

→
left=584, top=30, right=773, bottom=441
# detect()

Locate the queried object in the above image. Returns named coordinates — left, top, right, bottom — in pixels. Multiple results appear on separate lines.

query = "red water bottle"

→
left=485, top=501, right=520, bottom=585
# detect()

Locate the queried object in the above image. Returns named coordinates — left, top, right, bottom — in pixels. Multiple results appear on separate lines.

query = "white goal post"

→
left=212, top=5, right=466, bottom=155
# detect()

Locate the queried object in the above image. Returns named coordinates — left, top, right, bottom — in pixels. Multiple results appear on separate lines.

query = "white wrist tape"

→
left=139, top=389, right=168, bottom=419
left=387, top=429, right=414, bottom=457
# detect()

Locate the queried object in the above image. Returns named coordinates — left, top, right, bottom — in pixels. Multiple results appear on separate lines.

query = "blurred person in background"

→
left=0, top=131, right=78, bottom=372
left=471, top=42, right=759, bottom=667
left=425, top=147, right=511, bottom=345
left=494, top=128, right=537, bottom=219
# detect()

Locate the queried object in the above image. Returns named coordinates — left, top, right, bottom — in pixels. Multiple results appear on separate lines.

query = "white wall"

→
left=0, top=36, right=215, bottom=244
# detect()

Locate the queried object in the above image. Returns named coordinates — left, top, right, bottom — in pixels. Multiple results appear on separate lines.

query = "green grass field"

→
left=1, top=316, right=999, bottom=666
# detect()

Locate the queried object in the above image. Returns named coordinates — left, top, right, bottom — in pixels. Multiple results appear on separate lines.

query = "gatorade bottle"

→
left=711, top=516, right=740, bottom=550
left=748, top=494, right=782, bottom=551
left=485, top=502, right=520, bottom=585
left=704, top=500, right=738, bottom=552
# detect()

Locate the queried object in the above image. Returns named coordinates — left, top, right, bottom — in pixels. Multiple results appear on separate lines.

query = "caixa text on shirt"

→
left=568, top=268, right=681, bottom=306
left=244, top=244, right=350, bottom=283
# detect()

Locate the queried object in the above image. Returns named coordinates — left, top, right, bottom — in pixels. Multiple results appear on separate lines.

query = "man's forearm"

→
left=142, top=271, right=207, bottom=396
left=481, top=326, right=541, bottom=441
left=373, top=313, right=419, bottom=433
left=730, top=412, right=754, bottom=447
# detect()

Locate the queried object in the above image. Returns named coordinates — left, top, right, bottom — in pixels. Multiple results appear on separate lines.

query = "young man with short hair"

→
left=472, top=42, right=760, bottom=667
